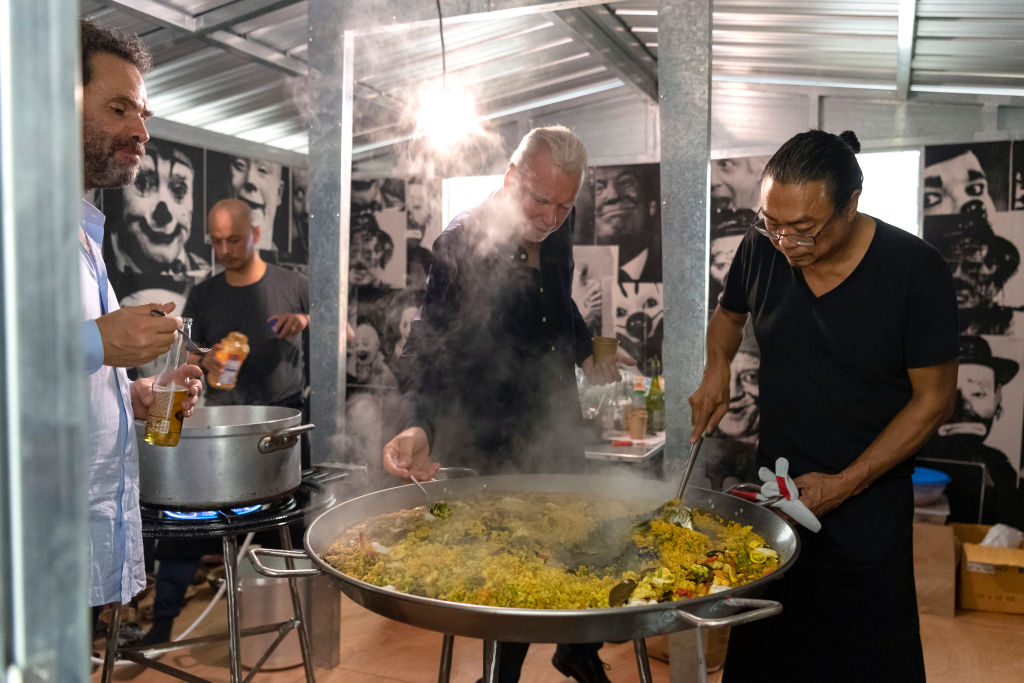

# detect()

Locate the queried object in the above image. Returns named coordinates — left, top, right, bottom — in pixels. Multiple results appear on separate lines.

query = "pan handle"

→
left=674, top=597, right=781, bottom=629
left=259, top=423, right=315, bottom=454
left=247, top=547, right=322, bottom=577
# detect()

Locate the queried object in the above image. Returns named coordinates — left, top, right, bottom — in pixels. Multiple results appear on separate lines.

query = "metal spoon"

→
left=409, top=475, right=451, bottom=519
left=149, top=309, right=212, bottom=354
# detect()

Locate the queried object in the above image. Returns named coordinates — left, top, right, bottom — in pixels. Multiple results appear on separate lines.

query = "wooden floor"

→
left=94, top=580, right=1024, bottom=683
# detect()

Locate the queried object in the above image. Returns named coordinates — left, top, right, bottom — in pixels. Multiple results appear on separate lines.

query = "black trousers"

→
left=487, top=642, right=601, bottom=683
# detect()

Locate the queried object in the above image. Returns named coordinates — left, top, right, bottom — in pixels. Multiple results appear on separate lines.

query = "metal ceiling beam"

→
left=337, top=0, right=612, bottom=33
left=206, top=29, right=308, bottom=76
left=549, top=6, right=658, bottom=103
left=895, top=0, right=918, bottom=99
left=105, top=0, right=307, bottom=77
left=195, top=0, right=304, bottom=34
left=105, top=0, right=197, bottom=31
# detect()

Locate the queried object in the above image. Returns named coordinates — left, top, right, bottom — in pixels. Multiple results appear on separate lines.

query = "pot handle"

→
left=247, top=547, right=322, bottom=577
left=259, top=423, right=316, bottom=454
left=674, top=597, right=781, bottom=629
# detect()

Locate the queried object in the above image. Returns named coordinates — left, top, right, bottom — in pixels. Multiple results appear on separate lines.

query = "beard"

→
left=83, top=126, right=142, bottom=189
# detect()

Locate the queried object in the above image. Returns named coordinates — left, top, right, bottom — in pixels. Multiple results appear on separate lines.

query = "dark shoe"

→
left=551, top=646, right=611, bottom=683
left=135, top=618, right=173, bottom=647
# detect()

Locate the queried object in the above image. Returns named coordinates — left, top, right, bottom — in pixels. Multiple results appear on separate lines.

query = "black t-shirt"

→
left=720, top=218, right=959, bottom=479
left=184, top=264, right=309, bottom=406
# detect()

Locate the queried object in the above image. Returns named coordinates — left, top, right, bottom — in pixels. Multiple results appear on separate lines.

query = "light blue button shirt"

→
left=80, top=198, right=146, bottom=606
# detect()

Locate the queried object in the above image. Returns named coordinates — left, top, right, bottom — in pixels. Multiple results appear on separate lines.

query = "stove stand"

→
left=101, top=467, right=343, bottom=683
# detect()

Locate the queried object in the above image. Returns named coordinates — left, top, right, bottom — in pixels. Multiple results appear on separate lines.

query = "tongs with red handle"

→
left=725, top=483, right=784, bottom=506
left=725, top=458, right=822, bottom=532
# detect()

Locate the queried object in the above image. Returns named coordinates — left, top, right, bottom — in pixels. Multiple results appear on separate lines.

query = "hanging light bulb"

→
left=415, top=85, right=480, bottom=150
left=412, top=0, right=480, bottom=150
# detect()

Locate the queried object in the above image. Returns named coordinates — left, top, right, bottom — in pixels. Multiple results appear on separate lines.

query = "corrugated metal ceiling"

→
left=79, top=0, right=1024, bottom=156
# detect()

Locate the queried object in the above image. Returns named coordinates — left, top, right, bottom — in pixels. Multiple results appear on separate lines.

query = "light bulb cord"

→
left=435, top=0, right=447, bottom=88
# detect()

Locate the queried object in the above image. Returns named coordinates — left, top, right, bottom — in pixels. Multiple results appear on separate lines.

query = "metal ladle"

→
left=659, top=435, right=705, bottom=529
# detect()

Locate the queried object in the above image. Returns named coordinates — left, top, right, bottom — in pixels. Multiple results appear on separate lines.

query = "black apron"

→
left=723, top=476, right=925, bottom=683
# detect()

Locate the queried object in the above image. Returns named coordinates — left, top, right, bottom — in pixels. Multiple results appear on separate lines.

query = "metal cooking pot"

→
left=136, top=405, right=314, bottom=509
left=250, top=474, right=799, bottom=644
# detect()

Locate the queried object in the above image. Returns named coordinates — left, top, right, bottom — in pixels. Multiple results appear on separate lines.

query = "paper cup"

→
left=592, top=336, right=619, bottom=363
left=628, top=409, right=648, bottom=440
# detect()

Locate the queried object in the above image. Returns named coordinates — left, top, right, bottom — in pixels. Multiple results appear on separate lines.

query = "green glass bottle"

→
left=646, top=360, right=665, bottom=435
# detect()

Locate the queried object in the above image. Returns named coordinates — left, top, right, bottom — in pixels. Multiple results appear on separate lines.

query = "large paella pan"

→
left=250, top=474, right=800, bottom=644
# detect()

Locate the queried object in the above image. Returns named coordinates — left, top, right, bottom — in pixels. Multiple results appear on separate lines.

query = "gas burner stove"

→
left=141, top=467, right=342, bottom=539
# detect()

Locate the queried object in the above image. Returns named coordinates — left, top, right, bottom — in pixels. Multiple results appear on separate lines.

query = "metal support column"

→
left=308, top=0, right=355, bottom=463
left=0, top=1, right=89, bottom=681
left=658, top=1, right=713, bottom=681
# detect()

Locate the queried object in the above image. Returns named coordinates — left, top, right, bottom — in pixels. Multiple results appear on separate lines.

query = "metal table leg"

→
left=437, top=634, right=454, bottom=683
left=100, top=602, right=122, bottom=683
left=633, top=637, right=654, bottom=683
left=221, top=534, right=243, bottom=683
left=482, top=640, right=500, bottom=683
left=280, top=526, right=317, bottom=682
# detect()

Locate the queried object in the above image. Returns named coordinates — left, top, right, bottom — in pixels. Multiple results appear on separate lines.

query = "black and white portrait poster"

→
left=591, top=163, right=661, bottom=283
left=923, top=141, right=1011, bottom=219
left=575, top=164, right=662, bottom=372
left=206, top=150, right=291, bottom=263
left=613, top=281, right=663, bottom=374
left=1012, top=140, right=1024, bottom=212
left=284, top=167, right=309, bottom=272
left=922, top=139, right=1024, bottom=525
left=572, top=245, right=618, bottom=338
left=710, top=155, right=768, bottom=215
left=703, top=155, right=767, bottom=489
left=102, top=137, right=210, bottom=317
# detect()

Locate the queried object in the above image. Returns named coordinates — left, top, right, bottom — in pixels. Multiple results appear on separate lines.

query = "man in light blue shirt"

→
left=79, top=19, right=203, bottom=613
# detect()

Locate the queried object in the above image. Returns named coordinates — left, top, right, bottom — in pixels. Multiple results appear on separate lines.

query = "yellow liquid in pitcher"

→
left=144, top=387, right=188, bottom=447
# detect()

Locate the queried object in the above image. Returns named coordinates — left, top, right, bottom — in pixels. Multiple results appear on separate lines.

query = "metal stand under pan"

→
left=100, top=466, right=344, bottom=683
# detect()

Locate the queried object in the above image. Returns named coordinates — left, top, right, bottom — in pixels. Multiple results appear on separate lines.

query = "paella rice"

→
left=324, top=492, right=778, bottom=609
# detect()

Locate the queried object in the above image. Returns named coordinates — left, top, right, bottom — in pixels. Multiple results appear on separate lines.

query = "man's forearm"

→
left=705, top=305, right=745, bottom=371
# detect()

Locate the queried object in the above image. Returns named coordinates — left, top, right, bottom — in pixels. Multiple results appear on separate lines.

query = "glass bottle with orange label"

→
left=208, top=332, right=250, bottom=390
left=144, top=318, right=193, bottom=447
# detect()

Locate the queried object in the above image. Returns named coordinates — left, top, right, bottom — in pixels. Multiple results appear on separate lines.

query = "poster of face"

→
left=573, top=167, right=596, bottom=245
left=102, top=137, right=210, bottom=315
left=923, top=141, right=1011, bottom=218
left=1012, top=140, right=1024, bottom=212
left=350, top=178, right=407, bottom=292
left=709, top=207, right=757, bottom=314
left=614, top=281, right=663, bottom=375
left=406, top=176, right=443, bottom=252
left=206, top=150, right=291, bottom=262
left=591, top=164, right=661, bottom=283
left=704, top=156, right=768, bottom=488
left=710, top=155, right=768, bottom=215
left=285, top=167, right=309, bottom=271
left=924, top=209, right=1024, bottom=336
left=572, top=245, right=618, bottom=338
left=698, top=319, right=761, bottom=490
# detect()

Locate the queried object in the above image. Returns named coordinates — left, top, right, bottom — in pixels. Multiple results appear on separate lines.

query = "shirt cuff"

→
left=407, top=417, right=436, bottom=449
left=82, top=320, right=104, bottom=374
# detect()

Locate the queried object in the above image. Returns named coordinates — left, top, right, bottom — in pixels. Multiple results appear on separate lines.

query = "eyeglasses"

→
left=752, top=209, right=838, bottom=247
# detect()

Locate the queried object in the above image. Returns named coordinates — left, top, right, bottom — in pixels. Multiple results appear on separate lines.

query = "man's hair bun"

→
left=838, top=131, right=861, bottom=154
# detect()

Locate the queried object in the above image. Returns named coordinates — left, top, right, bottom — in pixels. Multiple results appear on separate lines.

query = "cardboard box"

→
left=912, top=522, right=957, bottom=617
left=952, top=523, right=1024, bottom=615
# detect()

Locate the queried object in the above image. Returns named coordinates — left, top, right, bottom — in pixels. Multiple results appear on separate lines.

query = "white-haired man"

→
left=383, top=125, right=634, bottom=683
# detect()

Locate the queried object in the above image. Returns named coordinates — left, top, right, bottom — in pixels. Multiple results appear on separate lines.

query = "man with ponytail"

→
left=689, top=130, right=959, bottom=682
